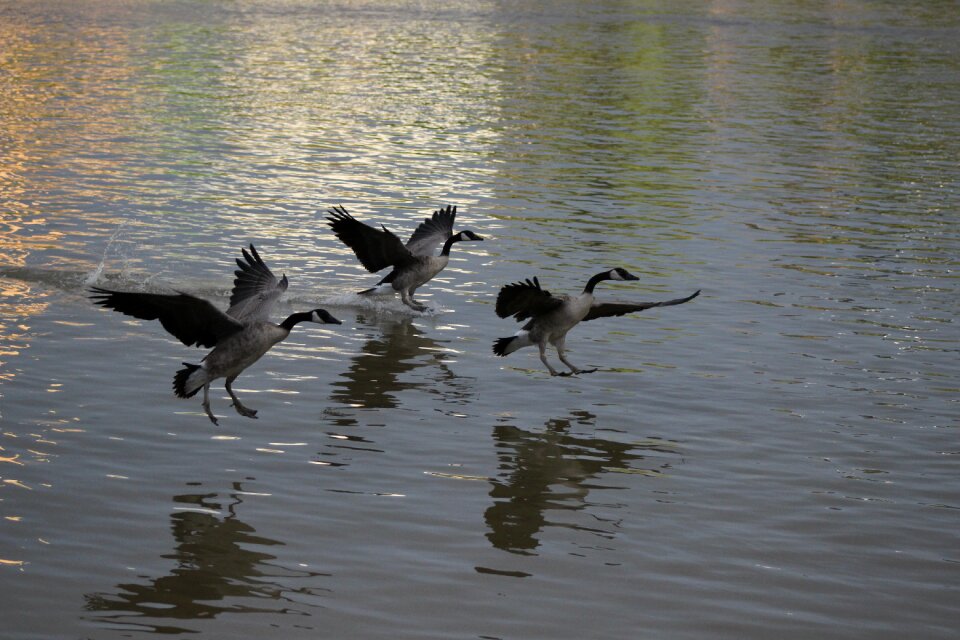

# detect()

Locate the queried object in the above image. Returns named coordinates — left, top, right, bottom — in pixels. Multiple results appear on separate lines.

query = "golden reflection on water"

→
left=0, top=15, right=139, bottom=195
left=0, top=279, right=48, bottom=384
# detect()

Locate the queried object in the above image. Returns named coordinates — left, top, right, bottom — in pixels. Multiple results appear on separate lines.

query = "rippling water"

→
left=2, top=1, right=958, bottom=638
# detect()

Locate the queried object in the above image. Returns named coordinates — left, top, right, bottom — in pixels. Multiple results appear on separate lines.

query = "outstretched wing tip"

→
left=229, top=244, right=286, bottom=320
left=406, top=204, right=459, bottom=255
left=325, top=205, right=353, bottom=225
left=89, top=288, right=240, bottom=348
left=583, top=286, right=701, bottom=322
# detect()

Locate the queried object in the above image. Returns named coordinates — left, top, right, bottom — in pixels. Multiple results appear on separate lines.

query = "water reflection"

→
left=0, top=279, right=50, bottom=390
left=84, top=485, right=328, bottom=634
left=486, top=13, right=705, bottom=254
left=330, top=316, right=472, bottom=409
left=485, top=411, right=678, bottom=555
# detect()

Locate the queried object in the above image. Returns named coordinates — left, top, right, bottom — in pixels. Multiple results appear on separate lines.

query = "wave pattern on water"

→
left=1, top=1, right=959, bottom=639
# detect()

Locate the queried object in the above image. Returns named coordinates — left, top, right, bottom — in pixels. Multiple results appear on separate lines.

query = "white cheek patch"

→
left=609, top=269, right=624, bottom=281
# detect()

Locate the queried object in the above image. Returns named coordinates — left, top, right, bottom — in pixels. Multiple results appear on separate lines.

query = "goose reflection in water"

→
left=84, top=485, right=329, bottom=634
left=484, top=411, right=680, bottom=555
left=330, top=316, right=474, bottom=409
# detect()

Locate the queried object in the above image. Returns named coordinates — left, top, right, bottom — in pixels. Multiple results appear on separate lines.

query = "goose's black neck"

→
left=583, top=272, right=609, bottom=294
left=440, top=232, right=461, bottom=257
left=280, top=311, right=312, bottom=331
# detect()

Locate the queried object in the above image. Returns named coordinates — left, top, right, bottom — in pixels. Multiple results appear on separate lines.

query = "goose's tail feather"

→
left=493, top=331, right=531, bottom=357
left=492, top=337, right=514, bottom=357
left=173, top=363, right=206, bottom=399
left=358, top=282, right=393, bottom=296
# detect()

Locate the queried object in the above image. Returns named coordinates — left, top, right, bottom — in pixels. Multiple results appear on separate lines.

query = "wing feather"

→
left=583, top=289, right=700, bottom=322
left=227, top=244, right=288, bottom=322
left=495, top=276, right=564, bottom=321
left=326, top=206, right=412, bottom=272
left=90, top=288, right=244, bottom=348
left=405, top=205, right=456, bottom=256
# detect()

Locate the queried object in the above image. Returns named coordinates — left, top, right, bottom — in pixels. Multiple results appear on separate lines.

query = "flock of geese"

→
left=90, top=205, right=700, bottom=424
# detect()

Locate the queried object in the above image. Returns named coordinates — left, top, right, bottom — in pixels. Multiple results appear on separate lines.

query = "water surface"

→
left=1, top=1, right=958, bottom=638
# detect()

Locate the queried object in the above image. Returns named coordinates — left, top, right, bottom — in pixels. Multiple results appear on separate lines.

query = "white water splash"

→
left=84, top=221, right=127, bottom=286
left=317, top=291, right=448, bottom=317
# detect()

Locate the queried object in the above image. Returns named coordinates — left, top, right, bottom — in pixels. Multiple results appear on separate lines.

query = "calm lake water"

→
left=2, top=1, right=959, bottom=638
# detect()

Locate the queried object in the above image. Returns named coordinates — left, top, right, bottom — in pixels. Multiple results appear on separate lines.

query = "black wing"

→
left=495, top=276, right=564, bottom=321
left=405, top=205, right=456, bottom=256
left=326, top=205, right=413, bottom=273
left=90, top=287, right=244, bottom=348
left=583, top=289, right=700, bottom=322
left=227, top=244, right=288, bottom=322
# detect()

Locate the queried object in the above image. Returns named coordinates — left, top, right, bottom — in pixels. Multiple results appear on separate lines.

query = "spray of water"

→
left=318, top=291, right=446, bottom=317
left=84, top=221, right=127, bottom=287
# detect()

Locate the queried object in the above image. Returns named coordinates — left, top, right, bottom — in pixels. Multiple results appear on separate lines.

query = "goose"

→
left=492, top=268, right=700, bottom=376
left=326, top=204, right=484, bottom=311
left=89, top=244, right=342, bottom=424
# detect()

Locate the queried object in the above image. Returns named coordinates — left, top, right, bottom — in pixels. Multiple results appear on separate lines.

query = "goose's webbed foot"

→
left=231, top=402, right=258, bottom=419
left=558, top=350, right=594, bottom=376
left=554, top=367, right=597, bottom=377
left=400, top=291, right=430, bottom=313
left=225, top=378, right=257, bottom=419
left=202, top=402, right=219, bottom=426
left=406, top=300, right=429, bottom=313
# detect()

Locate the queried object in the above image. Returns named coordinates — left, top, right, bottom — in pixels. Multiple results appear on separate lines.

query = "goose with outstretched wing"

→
left=326, top=204, right=483, bottom=311
left=492, top=268, right=699, bottom=376
left=90, top=244, right=341, bottom=424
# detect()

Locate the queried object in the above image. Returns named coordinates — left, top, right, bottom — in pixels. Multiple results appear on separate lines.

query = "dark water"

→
left=1, top=1, right=958, bottom=638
